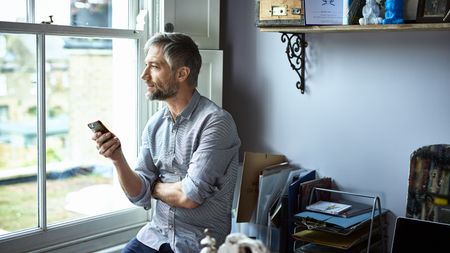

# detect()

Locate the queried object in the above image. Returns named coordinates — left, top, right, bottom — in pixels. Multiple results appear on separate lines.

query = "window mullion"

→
left=27, top=0, right=35, bottom=23
left=37, top=33, right=47, bottom=231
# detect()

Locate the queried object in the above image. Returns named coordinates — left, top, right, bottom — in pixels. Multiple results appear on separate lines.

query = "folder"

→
left=268, top=170, right=315, bottom=225
left=236, top=152, right=286, bottom=222
left=294, top=208, right=388, bottom=237
left=288, top=170, right=316, bottom=216
left=256, top=162, right=293, bottom=225
left=292, top=223, right=377, bottom=250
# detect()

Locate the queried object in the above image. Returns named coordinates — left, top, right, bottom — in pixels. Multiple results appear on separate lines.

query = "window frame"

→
left=0, top=0, right=157, bottom=251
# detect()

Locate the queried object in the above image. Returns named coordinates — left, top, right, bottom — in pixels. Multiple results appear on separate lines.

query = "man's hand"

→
left=91, top=131, right=142, bottom=198
left=92, top=132, right=122, bottom=161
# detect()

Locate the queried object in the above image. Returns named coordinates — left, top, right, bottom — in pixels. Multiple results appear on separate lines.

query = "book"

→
left=306, top=201, right=352, bottom=215
left=338, top=201, right=373, bottom=218
left=299, top=177, right=332, bottom=211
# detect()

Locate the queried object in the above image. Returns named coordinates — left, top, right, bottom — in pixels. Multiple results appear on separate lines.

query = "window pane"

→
left=35, top=0, right=130, bottom=29
left=45, top=36, right=138, bottom=225
left=0, top=1, right=27, bottom=23
left=0, top=33, right=38, bottom=234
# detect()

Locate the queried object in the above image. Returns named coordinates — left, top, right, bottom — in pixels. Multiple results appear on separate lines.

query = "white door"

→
left=161, top=0, right=220, bottom=50
left=198, top=50, right=223, bottom=107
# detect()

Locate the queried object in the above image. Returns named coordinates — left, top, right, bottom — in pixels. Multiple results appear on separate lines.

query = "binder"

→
left=287, top=170, right=316, bottom=252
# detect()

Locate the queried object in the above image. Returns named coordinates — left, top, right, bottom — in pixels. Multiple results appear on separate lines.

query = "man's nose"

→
left=141, top=67, right=150, bottom=80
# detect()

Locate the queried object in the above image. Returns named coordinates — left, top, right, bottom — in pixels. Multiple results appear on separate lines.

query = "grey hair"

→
left=144, top=32, right=202, bottom=87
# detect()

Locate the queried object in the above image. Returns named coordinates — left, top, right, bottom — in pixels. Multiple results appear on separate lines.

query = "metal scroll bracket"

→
left=281, top=33, right=308, bottom=94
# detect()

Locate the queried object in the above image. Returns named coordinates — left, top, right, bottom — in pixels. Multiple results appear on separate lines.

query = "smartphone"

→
left=87, top=120, right=110, bottom=134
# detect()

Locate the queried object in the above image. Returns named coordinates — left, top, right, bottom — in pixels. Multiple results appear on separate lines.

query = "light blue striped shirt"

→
left=128, top=90, right=241, bottom=252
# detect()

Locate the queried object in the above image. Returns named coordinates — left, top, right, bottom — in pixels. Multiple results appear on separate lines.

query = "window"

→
left=0, top=1, right=152, bottom=252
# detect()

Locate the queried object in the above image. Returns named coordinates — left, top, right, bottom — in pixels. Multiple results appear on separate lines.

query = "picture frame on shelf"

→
left=416, top=0, right=450, bottom=23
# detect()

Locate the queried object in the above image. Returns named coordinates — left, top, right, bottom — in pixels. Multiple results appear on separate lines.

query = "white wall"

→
left=221, top=0, right=450, bottom=237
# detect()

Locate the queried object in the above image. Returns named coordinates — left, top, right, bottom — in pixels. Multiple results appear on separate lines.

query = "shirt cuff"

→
left=181, top=175, right=203, bottom=205
left=127, top=174, right=152, bottom=209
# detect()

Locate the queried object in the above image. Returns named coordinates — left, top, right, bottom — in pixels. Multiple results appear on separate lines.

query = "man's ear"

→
left=176, top=66, right=190, bottom=82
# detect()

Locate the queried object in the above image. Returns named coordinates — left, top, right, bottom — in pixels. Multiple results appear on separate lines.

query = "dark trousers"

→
left=121, top=237, right=174, bottom=253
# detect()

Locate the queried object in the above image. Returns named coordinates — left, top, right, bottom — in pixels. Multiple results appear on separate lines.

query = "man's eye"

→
left=151, top=65, right=159, bottom=69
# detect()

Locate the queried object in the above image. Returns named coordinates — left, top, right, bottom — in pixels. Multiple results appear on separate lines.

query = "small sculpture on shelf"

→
left=382, top=0, right=404, bottom=24
left=359, top=0, right=383, bottom=25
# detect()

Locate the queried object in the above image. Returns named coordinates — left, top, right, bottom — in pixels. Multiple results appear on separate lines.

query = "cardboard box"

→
left=236, top=151, right=287, bottom=222
left=256, top=0, right=305, bottom=27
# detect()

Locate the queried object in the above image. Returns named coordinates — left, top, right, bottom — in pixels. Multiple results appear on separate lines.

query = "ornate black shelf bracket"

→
left=281, top=32, right=308, bottom=94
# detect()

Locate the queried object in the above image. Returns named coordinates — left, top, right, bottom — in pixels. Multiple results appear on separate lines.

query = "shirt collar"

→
left=162, top=89, right=201, bottom=121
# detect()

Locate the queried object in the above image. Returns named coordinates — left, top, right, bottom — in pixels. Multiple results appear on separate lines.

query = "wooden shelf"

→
left=259, top=23, right=450, bottom=33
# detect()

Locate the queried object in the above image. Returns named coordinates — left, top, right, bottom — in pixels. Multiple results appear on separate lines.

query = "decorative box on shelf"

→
left=256, top=0, right=305, bottom=27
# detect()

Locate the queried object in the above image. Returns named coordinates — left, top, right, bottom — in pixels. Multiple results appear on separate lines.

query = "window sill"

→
left=0, top=209, right=147, bottom=252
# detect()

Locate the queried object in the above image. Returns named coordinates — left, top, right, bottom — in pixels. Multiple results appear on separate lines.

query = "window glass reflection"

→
left=35, top=0, right=129, bottom=29
left=0, top=1, right=27, bottom=23
left=45, top=35, right=137, bottom=224
left=0, top=33, right=38, bottom=233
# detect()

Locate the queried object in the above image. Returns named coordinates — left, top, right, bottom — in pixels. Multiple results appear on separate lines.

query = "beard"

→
left=146, top=76, right=179, bottom=101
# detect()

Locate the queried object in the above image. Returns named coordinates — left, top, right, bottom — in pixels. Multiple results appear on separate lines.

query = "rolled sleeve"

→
left=127, top=126, right=159, bottom=209
left=181, top=174, right=203, bottom=204
left=127, top=173, right=152, bottom=209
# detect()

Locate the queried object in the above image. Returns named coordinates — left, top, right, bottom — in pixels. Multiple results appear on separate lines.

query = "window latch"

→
left=41, top=15, right=54, bottom=24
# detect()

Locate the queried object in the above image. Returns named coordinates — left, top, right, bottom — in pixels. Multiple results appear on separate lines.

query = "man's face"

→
left=141, top=45, right=179, bottom=100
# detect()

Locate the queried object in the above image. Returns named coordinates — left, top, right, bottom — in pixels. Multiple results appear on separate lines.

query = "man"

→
left=92, top=33, right=240, bottom=252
